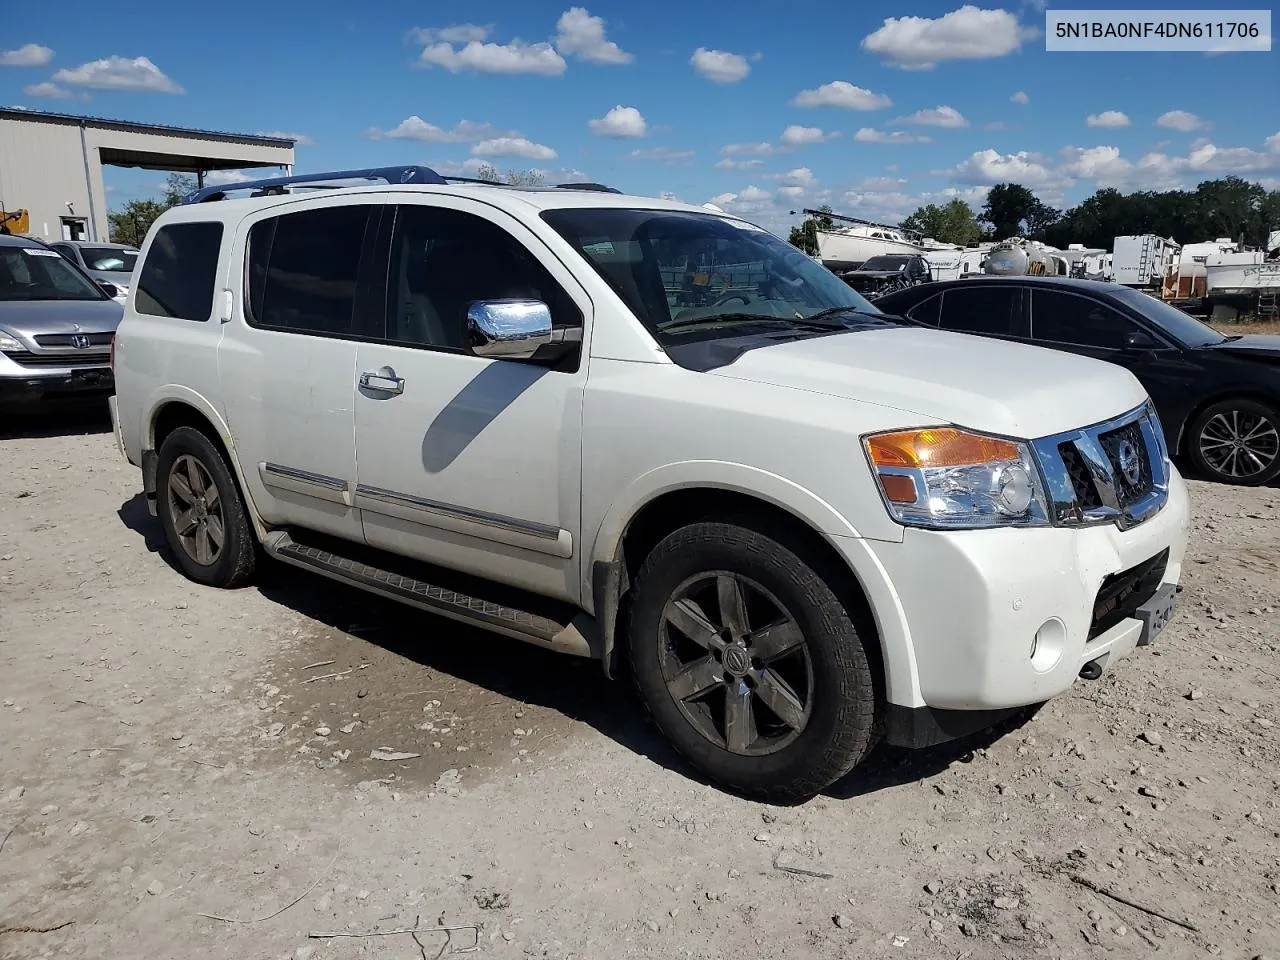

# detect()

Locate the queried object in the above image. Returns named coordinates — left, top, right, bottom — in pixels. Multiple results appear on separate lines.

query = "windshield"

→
left=79, top=246, right=138, bottom=274
left=860, top=255, right=911, bottom=271
left=540, top=208, right=880, bottom=344
left=1113, top=286, right=1226, bottom=346
left=0, top=245, right=105, bottom=302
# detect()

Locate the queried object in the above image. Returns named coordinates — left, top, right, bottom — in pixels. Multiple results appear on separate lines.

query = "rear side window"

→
left=247, top=206, right=371, bottom=336
left=936, top=285, right=1019, bottom=336
left=906, top=293, right=941, bottom=327
left=135, top=222, right=224, bottom=321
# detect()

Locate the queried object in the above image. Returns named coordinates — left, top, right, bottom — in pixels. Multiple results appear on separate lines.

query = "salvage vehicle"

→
left=838, top=253, right=932, bottom=300
left=0, top=233, right=122, bottom=411
left=110, top=166, right=1191, bottom=801
left=877, top=275, right=1280, bottom=487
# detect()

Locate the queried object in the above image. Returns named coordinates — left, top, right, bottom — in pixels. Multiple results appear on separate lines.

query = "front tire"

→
left=156, top=426, right=256, bottom=588
left=628, top=522, right=878, bottom=803
left=1187, top=398, right=1280, bottom=486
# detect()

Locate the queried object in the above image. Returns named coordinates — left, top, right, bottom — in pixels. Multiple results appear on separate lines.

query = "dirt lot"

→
left=2, top=407, right=1279, bottom=960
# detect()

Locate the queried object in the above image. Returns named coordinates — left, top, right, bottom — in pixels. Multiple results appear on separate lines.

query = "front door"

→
left=352, top=199, right=590, bottom=603
left=219, top=196, right=385, bottom=543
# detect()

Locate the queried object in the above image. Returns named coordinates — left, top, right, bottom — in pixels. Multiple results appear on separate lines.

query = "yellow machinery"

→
left=0, top=208, right=31, bottom=236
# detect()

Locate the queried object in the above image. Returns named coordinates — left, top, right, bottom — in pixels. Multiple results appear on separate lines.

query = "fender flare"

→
left=587, top=461, right=917, bottom=703
left=144, top=385, right=268, bottom=541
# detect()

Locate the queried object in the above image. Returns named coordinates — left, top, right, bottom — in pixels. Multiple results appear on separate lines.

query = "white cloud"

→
left=780, top=125, right=838, bottom=146
left=659, top=191, right=680, bottom=201
left=721, top=141, right=782, bottom=157
left=429, top=158, right=490, bottom=177
left=257, top=130, right=316, bottom=146
left=370, top=116, right=513, bottom=143
left=588, top=105, right=647, bottom=138
left=777, top=186, right=807, bottom=200
left=411, top=24, right=493, bottom=45
left=1157, top=110, right=1209, bottom=132
left=52, top=55, right=183, bottom=93
left=852, top=175, right=910, bottom=190
left=630, top=146, right=694, bottom=161
left=714, top=158, right=764, bottom=170
left=739, top=186, right=772, bottom=202
left=944, top=148, right=1062, bottom=187
left=420, top=38, right=566, bottom=75
left=1266, top=132, right=1280, bottom=152
left=772, top=167, right=818, bottom=187
left=0, top=43, right=54, bottom=67
left=1010, top=90, right=1029, bottom=104
left=791, top=80, right=891, bottom=111
left=689, top=47, right=750, bottom=83
left=894, top=105, right=968, bottom=128
left=471, top=137, right=558, bottom=160
left=862, top=6, right=1039, bottom=70
left=854, top=128, right=933, bottom=145
left=1086, top=110, right=1130, bottom=129
left=23, top=81, right=74, bottom=99
left=554, top=7, right=633, bottom=64
left=1058, top=145, right=1133, bottom=181
left=203, top=170, right=255, bottom=186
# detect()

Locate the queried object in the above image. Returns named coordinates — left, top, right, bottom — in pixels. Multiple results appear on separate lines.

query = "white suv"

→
left=110, top=166, right=1191, bottom=801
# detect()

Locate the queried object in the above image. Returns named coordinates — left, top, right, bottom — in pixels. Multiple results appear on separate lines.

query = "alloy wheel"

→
left=167, top=454, right=226, bottom=566
left=1197, top=409, right=1280, bottom=480
left=659, top=571, right=814, bottom=756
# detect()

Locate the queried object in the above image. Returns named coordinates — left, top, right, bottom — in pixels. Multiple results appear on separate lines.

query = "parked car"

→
left=110, top=166, right=1190, bottom=802
left=47, top=240, right=138, bottom=304
left=838, top=253, right=932, bottom=299
left=0, top=233, right=123, bottom=411
left=876, top=276, right=1280, bottom=487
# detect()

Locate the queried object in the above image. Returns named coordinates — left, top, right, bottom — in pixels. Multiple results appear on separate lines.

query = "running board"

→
left=262, top=531, right=596, bottom=658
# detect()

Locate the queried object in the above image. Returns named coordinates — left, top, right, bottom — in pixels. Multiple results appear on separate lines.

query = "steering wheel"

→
left=714, top=292, right=751, bottom=306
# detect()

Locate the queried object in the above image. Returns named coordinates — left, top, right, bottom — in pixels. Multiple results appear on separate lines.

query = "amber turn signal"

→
left=866, top=428, right=1021, bottom=469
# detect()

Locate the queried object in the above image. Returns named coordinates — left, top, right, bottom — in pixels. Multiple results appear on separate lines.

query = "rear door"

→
left=218, top=195, right=386, bottom=543
left=933, top=283, right=1029, bottom=343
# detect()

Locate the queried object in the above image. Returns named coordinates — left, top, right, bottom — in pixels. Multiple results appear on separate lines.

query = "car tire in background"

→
left=156, top=426, right=257, bottom=588
left=627, top=521, right=878, bottom=804
left=1186, top=397, right=1280, bottom=487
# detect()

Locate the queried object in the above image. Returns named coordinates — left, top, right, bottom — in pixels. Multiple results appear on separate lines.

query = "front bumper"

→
left=0, top=367, right=115, bottom=407
left=837, top=462, right=1191, bottom=723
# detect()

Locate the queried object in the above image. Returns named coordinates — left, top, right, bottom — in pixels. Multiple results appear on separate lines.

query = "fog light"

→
left=995, top=464, right=1033, bottom=516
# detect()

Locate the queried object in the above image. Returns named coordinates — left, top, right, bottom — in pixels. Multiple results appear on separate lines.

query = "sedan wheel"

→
left=1189, top=398, right=1280, bottom=486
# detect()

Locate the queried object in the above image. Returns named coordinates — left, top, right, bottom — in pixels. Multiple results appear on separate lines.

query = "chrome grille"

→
left=34, top=332, right=114, bottom=347
left=1031, top=402, right=1169, bottom=530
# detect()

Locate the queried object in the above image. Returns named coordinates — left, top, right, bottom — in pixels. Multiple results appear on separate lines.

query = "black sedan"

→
left=876, top=276, right=1280, bottom=486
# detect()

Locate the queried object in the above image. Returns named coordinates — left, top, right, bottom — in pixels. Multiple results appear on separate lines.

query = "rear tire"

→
left=156, top=426, right=256, bottom=588
left=627, top=521, right=878, bottom=803
left=1186, top=398, right=1280, bottom=487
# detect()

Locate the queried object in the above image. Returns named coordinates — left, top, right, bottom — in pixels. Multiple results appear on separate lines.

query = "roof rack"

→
left=554, top=182, right=622, bottom=194
left=181, top=165, right=448, bottom=204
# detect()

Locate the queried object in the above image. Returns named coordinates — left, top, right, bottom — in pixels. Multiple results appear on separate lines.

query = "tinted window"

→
left=248, top=206, right=371, bottom=336
left=80, top=247, right=138, bottom=273
left=386, top=205, right=580, bottom=350
left=937, top=285, right=1019, bottom=335
left=1112, top=286, right=1223, bottom=346
left=136, top=222, right=223, bottom=321
left=1031, top=289, right=1140, bottom=350
left=907, top=293, right=941, bottom=326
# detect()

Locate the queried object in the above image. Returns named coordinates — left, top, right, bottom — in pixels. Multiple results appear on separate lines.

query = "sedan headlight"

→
left=0, top=331, right=22, bottom=352
left=864, top=426, right=1050, bottom=529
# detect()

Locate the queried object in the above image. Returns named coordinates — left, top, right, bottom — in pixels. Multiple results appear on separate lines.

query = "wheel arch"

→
left=1173, top=387, right=1280, bottom=456
left=590, top=476, right=892, bottom=711
left=145, top=390, right=266, bottom=541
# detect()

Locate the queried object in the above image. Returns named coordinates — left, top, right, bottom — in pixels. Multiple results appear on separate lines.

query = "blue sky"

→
left=2, top=1, right=1277, bottom=233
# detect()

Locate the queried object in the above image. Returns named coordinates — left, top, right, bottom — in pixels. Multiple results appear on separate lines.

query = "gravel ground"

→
left=2, top=407, right=1279, bottom=960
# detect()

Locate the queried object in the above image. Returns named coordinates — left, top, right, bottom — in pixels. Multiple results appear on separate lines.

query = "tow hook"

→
left=1079, top=658, right=1104, bottom=681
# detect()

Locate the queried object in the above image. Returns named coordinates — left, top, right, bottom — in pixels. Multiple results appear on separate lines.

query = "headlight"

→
left=0, top=331, right=22, bottom=351
left=864, top=426, right=1050, bottom=529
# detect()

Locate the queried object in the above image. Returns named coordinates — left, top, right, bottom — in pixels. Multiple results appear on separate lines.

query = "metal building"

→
left=0, top=108, right=295, bottom=243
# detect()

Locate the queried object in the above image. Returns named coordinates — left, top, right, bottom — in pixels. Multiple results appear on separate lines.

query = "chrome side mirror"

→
left=467, top=299, right=568, bottom=360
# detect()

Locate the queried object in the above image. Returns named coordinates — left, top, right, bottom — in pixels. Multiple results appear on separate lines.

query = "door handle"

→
left=359, top=366, right=405, bottom=395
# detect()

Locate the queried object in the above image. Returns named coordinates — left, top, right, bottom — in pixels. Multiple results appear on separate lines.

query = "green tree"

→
left=107, top=172, right=199, bottom=246
left=900, top=199, right=982, bottom=245
left=476, top=163, right=546, bottom=186
left=980, top=183, right=1059, bottom=240
left=787, top=205, right=834, bottom=256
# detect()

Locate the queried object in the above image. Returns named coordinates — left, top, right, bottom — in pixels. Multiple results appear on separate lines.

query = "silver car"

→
left=0, top=234, right=124, bottom=411
left=47, top=240, right=139, bottom=304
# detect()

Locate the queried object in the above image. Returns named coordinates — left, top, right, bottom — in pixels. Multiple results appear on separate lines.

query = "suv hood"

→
left=0, top=299, right=124, bottom=339
left=709, top=326, right=1149, bottom=439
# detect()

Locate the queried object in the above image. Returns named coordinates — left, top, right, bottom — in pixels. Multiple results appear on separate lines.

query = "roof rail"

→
left=181, top=165, right=447, bottom=204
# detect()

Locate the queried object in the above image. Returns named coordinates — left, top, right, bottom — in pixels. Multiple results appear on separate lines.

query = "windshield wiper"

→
left=804, top=306, right=902, bottom=324
left=660, top=313, right=847, bottom=334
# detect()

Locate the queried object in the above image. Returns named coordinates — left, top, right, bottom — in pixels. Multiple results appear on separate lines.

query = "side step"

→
left=262, top=530, right=597, bottom=658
